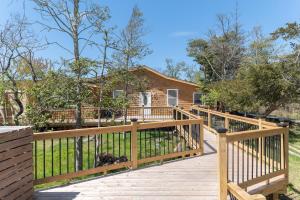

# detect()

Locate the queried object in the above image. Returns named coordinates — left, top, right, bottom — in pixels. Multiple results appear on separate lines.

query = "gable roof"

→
left=131, top=66, right=199, bottom=87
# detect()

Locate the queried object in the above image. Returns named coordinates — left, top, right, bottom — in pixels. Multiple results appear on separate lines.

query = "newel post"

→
left=131, top=118, right=138, bottom=169
left=224, top=112, right=229, bottom=129
left=208, top=109, right=212, bottom=128
left=217, top=128, right=228, bottom=200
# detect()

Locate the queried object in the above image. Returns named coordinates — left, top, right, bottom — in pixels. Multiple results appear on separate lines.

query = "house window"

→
left=167, top=89, right=178, bottom=106
left=113, top=90, right=124, bottom=98
left=193, top=92, right=202, bottom=105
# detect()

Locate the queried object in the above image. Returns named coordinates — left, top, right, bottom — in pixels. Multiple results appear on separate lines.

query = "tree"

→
left=163, top=58, right=185, bottom=79
left=187, top=13, right=244, bottom=82
left=32, top=0, right=109, bottom=171
left=210, top=28, right=299, bottom=116
left=113, top=5, right=151, bottom=123
left=0, top=15, right=41, bottom=125
left=272, top=22, right=300, bottom=90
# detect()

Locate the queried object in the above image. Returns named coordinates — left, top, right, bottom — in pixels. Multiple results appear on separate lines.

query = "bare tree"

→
left=0, top=15, right=40, bottom=125
left=113, top=5, right=152, bottom=123
left=32, top=0, right=109, bottom=171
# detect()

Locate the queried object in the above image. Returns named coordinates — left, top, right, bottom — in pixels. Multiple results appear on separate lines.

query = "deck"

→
left=35, top=130, right=218, bottom=200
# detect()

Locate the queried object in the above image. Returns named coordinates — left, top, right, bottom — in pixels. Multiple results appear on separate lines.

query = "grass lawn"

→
left=34, top=129, right=192, bottom=189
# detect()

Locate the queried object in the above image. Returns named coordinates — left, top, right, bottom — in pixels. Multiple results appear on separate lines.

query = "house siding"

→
left=128, top=68, right=199, bottom=109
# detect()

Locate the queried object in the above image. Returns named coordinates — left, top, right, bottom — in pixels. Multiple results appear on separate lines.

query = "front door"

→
left=140, top=92, right=151, bottom=115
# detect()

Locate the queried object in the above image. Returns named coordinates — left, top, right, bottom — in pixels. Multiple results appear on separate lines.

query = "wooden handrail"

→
left=32, top=116, right=204, bottom=185
left=191, top=105, right=278, bottom=128
left=227, top=182, right=266, bottom=200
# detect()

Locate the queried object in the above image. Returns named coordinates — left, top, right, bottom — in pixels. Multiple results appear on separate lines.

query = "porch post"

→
left=217, top=128, right=228, bottom=200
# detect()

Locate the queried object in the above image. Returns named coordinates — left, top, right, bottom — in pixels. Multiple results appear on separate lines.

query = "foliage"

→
left=187, top=14, right=244, bottom=82
left=163, top=58, right=202, bottom=83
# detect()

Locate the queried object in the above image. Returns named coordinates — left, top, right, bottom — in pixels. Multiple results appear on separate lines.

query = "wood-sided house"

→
left=108, top=66, right=202, bottom=109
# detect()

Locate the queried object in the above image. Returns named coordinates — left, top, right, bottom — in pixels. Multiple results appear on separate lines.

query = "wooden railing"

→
left=228, top=182, right=266, bottom=200
left=50, top=106, right=174, bottom=124
left=190, top=105, right=289, bottom=200
left=32, top=116, right=204, bottom=185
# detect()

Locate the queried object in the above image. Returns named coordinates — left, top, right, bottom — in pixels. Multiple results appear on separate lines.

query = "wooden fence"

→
left=0, top=127, right=33, bottom=200
left=32, top=117, right=204, bottom=185
left=191, top=105, right=288, bottom=200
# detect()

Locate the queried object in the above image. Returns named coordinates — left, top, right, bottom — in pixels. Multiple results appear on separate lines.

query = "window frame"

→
left=113, top=90, right=124, bottom=98
left=193, top=92, right=202, bottom=105
left=167, top=89, right=179, bottom=107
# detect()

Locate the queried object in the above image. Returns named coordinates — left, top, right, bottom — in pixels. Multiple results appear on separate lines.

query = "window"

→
left=167, top=89, right=178, bottom=106
left=193, top=92, right=202, bottom=105
left=113, top=90, right=124, bottom=98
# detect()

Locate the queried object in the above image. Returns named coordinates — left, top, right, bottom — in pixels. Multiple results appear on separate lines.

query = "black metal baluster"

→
left=88, top=135, right=90, bottom=169
left=119, top=132, right=121, bottom=157
left=272, top=136, right=276, bottom=172
left=269, top=136, right=271, bottom=174
left=113, top=133, right=115, bottom=156
left=256, top=138, right=258, bottom=178
left=247, top=139, right=249, bottom=181
left=59, top=138, right=62, bottom=175
left=35, top=141, right=37, bottom=180
left=144, top=130, right=147, bottom=158
left=94, top=135, right=97, bottom=167
left=101, top=134, right=103, bottom=155
left=51, top=139, right=54, bottom=176
left=232, top=142, right=234, bottom=182
left=67, top=138, right=69, bottom=173
left=158, top=128, right=161, bottom=155
left=242, top=140, right=244, bottom=182
left=43, top=140, right=45, bottom=178
left=237, top=141, right=240, bottom=184
left=124, top=132, right=126, bottom=157
left=139, top=131, right=142, bottom=159
left=107, top=133, right=109, bottom=154
left=264, top=137, right=267, bottom=175
left=150, top=129, right=152, bottom=157
left=251, top=139, right=254, bottom=179
left=74, top=137, right=76, bottom=172
left=129, top=132, right=131, bottom=160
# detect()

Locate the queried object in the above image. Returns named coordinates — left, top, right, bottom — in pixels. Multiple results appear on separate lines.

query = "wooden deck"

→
left=34, top=130, right=219, bottom=200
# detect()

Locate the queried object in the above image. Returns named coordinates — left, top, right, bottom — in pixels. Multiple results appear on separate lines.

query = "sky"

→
left=0, top=0, right=300, bottom=72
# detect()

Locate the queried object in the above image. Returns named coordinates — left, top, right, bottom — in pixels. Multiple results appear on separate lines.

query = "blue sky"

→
left=1, top=0, right=300, bottom=72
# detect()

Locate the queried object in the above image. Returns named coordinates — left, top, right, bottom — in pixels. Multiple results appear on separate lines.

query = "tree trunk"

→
left=73, top=0, right=83, bottom=171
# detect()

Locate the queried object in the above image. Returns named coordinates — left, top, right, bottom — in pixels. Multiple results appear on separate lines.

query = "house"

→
left=111, top=66, right=201, bottom=109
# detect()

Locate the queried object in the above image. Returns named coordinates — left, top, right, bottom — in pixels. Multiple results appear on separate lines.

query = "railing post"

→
left=199, top=120, right=204, bottom=155
left=208, top=109, right=212, bottom=128
left=142, top=105, right=145, bottom=122
left=277, top=121, right=289, bottom=183
left=217, top=128, right=228, bottom=200
left=258, top=118, right=264, bottom=163
left=131, top=118, right=138, bottom=169
left=224, top=112, right=229, bottom=129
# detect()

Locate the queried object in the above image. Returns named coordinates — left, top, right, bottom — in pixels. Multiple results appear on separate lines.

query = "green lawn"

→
left=34, top=129, right=192, bottom=189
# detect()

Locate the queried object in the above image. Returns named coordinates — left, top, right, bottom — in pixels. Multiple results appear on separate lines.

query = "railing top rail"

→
left=174, top=107, right=200, bottom=119
left=191, top=105, right=277, bottom=128
left=33, top=118, right=203, bottom=140
left=227, top=182, right=266, bottom=200
left=33, top=125, right=132, bottom=140
left=225, top=127, right=287, bottom=142
left=138, top=119, right=203, bottom=130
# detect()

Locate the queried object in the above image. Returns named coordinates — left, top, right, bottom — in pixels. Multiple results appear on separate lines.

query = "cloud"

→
left=170, top=31, right=196, bottom=37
